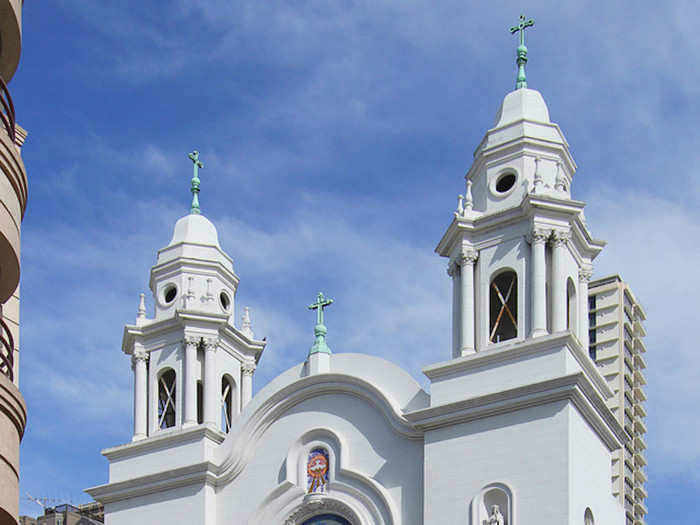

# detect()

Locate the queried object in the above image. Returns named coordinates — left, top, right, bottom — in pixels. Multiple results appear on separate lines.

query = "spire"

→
left=509, top=14, right=535, bottom=89
left=241, top=306, right=254, bottom=339
left=187, top=150, right=203, bottom=215
left=137, top=293, right=146, bottom=320
left=308, top=292, right=333, bottom=355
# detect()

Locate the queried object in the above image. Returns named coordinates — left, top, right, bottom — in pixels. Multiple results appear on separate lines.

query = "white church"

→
left=87, top=23, right=627, bottom=525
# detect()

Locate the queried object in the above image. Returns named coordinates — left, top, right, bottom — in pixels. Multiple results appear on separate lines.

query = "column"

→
left=183, top=336, right=199, bottom=427
left=241, top=362, right=255, bottom=410
left=529, top=228, right=549, bottom=337
left=203, top=338, right=218, bottom=427
left=448, top=260, right=461, bottom=358
left=459, top=250, right=478, bottom=355
left=132, top=348, right=148, bottom=441
left=551, top=231, right=570, bottom=333
left=578, top=269, right=593, bottom=348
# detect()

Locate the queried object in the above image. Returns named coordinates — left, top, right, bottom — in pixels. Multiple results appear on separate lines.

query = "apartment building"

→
left=589, top=275, right=648, bottom=525
left=0, top=1, right=29, bottom=524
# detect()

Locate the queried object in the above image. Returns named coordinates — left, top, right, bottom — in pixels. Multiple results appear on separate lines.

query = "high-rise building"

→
left=588, top=275, right=648, bottom=525
left=0, top=0, right=29, bottom=524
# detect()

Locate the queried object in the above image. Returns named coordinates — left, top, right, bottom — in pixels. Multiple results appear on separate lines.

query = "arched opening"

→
left=584, top=507, right=594, bottom=525
left=471, top=483, right=512, bottom=525
left=490, top=270, right=518, bottom=343
left=157, top=368, right=176, bottom=429
left=196, top=380, right=203, bottom=424
left=301, top=516, right=351, bottom=525
left=567, top=277, right=577, bottom=332
left=221, top=375, right=235, bottom=433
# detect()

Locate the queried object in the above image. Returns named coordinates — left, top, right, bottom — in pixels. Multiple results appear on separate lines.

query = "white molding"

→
left=406, top=372, right=625, bottom=451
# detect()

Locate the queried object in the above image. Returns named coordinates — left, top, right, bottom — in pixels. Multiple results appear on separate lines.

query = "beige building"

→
left=0, top=0, right=29, bottom=524
left=588, top=275, right=648, bottom=525
left=19, top=503, right=103, bottom=525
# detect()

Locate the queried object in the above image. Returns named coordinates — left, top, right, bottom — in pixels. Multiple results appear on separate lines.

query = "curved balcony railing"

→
left=0, top=316, right=15, bottom=381
left=0, top=75, right=16, bottom=144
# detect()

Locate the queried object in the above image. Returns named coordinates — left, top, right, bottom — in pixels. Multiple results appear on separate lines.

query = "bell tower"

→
left=436, top=19, right=603, bottom=358
left=123, top=152, right=266, bottom=441
left=420, top=18, right=627, bottom=524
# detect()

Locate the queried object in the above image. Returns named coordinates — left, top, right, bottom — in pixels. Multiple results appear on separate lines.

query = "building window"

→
left=158, top=369, right=177, bottom=429
left=489, top=271, right=517, bottom=343
left=307, top=448, right=330, bottom=494
left=221, top=376, right=234, bottom=433
left=197, top=380, right=203, bottom=424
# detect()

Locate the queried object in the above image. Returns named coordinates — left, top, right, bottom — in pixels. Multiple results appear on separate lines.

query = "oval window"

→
left=219, top=291, right=231, bottom=311
left=163, top=284, right=177, bottom=304
left=496, top=173, right=516, bottom=193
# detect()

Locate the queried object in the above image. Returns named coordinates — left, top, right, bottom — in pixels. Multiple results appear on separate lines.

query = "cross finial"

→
left=188, top=150, right=204, bottom=214
left=308, top=292, right=333, bottom=355
left=509, top=14, right=535, bottom=89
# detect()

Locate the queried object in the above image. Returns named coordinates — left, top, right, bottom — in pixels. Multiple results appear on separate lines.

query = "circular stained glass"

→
left=301, top=515, right=351, bottom=525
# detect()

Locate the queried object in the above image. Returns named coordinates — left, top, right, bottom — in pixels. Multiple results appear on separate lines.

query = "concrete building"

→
left=588, top=276, right=648, bottom=525
left=86, top=33, right=639, bottom=525
left=19, top=502, right=104, bottom=525
left=0, top=0, right=29, bottom=524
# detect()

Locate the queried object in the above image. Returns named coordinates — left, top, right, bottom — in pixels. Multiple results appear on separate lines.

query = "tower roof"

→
left=169, top=213, right=221, bottom=248
left=494, top=88, right=551, bottom=127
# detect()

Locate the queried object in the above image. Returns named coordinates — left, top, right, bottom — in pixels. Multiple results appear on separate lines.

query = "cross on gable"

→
left=308, top=292, right=333, bottom=326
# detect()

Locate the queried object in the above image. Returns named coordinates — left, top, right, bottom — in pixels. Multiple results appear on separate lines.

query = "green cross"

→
left=308, top=292, right=333, bottom=326
left=188, top=150, right=203, bottom=214
left=510, top=14, right=534, bottom=47
left=509, top=14, right=535, bottom=89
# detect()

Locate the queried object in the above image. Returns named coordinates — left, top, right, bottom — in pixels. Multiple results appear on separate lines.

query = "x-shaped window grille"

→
left=490, top=275, right=517, bottom=343
left=158, top=375, right=176, bottom=429
left=221, top=382, right=232, bottom=433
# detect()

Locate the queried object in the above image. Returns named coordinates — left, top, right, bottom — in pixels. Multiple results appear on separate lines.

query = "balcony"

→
left=0, top=72, right=26, bottom=303
left=634, top=434, right=647, bottom=451
left=0, top=315, right=13, bottom=381
left=634, top=418, right=647, bottom=435
left=634, top=500, right=648, bottom=517
left=634, top=403, right=647, bottom=418
left=634, top=387, right=647, bottom=402
left=634, top=452, right=647, bottom=468
left=0, top=0, right=23, bottom=82
left=634, top=467, right=647, bottom=484
left=634, top=352, right=647, bottom=370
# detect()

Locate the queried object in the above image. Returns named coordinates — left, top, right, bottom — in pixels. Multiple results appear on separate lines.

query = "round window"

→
left=163, top=284, right=177, bottom=304
left=219, top=291, right=231, bottom=311
left=495, top=172, right=516, bottom=193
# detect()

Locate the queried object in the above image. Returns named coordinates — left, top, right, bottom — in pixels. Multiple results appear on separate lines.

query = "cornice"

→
left=422, top=332, right=611, bottom=399
left=101, top=425, right=225, bottom=461
left=86, top=461, right=218, bottom=504
left=405, top=372, right=625, bottom=451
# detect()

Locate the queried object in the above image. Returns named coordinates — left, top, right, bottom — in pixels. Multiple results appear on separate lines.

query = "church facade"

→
left=87, top=61, right=630, bottom=524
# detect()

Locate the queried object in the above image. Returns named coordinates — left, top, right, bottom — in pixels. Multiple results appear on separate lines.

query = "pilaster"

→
left=183, top=336, right=199, bottom=427
left=241, top=362, right=255, bottom=409
left=528, top=228, right=549, bottom=338
left=550, top=230, right=570, bottom=333
left=131, top=347, right=149, bottom=441
left=203, top=337, right=218, bottom=427
left=459, top=250, right=478, bottom=355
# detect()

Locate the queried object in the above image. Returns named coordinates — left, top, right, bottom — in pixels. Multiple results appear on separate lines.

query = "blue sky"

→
left=12, top=1, right=698, bottom=521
